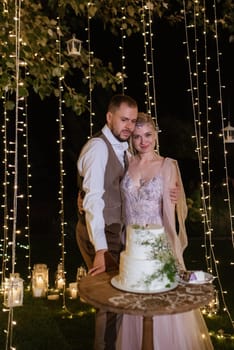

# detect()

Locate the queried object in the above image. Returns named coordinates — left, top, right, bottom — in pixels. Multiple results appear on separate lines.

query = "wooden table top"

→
left=79, top=270, right=214, bottom=317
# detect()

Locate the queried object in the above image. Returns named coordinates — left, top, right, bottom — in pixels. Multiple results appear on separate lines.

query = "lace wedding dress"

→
left=116, top=157, right=213, bottom=350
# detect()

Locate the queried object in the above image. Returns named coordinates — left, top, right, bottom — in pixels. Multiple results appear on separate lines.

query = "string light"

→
left=119, top=6, right=127, bottom=94
left=183, top=0, right=234, bottom=334
left=1, top=93, right=10, bottom=287
left=2, top=1, right=26, bottom=348
left=55, top=16, right=67, bottom=312
left=142, top=1, right=158, bottom=123
left=141, top=0, right=160, bottom=155
left=86, top=2, right=95, bottom=138
left=183, top=0, right=214, bottom=284
left=55, top=14, right=89, bottom=319
left=22, top=96, right=32, bottom=285
left=0, top=14, right=32, bottom=290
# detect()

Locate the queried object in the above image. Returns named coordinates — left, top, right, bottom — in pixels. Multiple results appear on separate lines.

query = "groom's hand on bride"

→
left=170, top=184, right=180, bottom=204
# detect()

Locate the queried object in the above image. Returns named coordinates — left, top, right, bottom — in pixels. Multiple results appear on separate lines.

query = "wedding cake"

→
left=112, top=224, right=178, bottom=293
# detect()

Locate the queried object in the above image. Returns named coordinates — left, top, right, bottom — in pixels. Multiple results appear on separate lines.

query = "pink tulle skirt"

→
left=116, top=309, right=213, bottom=350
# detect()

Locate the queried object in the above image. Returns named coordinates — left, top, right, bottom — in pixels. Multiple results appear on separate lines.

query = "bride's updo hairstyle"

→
left=135, top=112, right=157, bottom=130
left=129, top=112, right=159, bottom=155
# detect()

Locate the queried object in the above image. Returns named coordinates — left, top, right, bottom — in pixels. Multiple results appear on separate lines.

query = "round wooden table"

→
left=79, top=270, right=214, bottom=350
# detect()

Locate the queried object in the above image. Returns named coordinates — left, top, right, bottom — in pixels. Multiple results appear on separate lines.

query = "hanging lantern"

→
left=3, top=273, right=24, bottom=307
left=223, top=122, right=234, bottom=143
left=67, top=34, right=82, bottom=57
left=56, top=263, right=65, bottom=290
left=32, top=264, right=49, bottom=298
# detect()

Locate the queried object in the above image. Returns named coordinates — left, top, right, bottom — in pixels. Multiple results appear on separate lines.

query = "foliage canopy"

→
left=0, top=0, right=233, bottom=115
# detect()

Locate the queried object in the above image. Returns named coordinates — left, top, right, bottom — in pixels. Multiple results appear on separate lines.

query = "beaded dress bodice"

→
left=121, top=172, right=163, bottom=226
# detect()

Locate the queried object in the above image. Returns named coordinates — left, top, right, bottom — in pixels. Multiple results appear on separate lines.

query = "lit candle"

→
left=69, top=282, right=78, bottom=299
left=11, top=287, right=21, bottom=305
left=57, top=277, right=65, bottom=290
left=36, top=275, right=45, bottom=288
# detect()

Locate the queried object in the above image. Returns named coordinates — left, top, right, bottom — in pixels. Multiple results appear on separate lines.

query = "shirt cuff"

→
left=94, top=230, right=108, bottom=251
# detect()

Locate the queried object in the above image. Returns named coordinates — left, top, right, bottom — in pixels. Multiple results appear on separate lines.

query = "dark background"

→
left=1, top=15, right=234, bottom=281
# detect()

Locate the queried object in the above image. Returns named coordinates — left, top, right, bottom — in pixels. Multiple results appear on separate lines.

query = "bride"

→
left=117, top=112, right=213, bottom=350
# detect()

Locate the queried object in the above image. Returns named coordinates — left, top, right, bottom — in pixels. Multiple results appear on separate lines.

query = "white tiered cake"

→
left=111, top=224, right=178, bottom=293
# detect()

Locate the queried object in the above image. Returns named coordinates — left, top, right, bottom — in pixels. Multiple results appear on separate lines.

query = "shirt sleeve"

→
left=77, top=138, right=108, bottom=251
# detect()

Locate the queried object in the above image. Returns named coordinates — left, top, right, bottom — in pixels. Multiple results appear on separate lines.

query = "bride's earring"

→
left=155, top=133, right=159, bottom=154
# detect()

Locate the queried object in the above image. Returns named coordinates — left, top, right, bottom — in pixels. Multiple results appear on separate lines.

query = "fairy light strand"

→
left=119, top=6, right=127, bottom=94
left=193, top=2, right=203, bottom=163
left=141, top=1, right=159, bottom=143
left=11, top=0, right=21, bottom=277
left=200, top=0, right=214, bottom=290
left=1, top=93, right=10, bottom=287
left=183, top=0, right=234, bottom=333
left=183, top=0, right=215, bottom=316
left=22, top=95, right=32, bottom=285
left=141, top=1, right=151, bottom=114
left=87, top=3, right=94, bottom=138
left=202, top=2, right=212, bottom=224
left=193, top=0, right=213, bottom=279
left=145, top=1, right=158, bottom=126
left=183, top=1, right=213, bottom=272
left=56, top=17, right=67, bottom=310
left=1, top=56, right=32, bottom=290
left=4, top=0, right=23, bottom=348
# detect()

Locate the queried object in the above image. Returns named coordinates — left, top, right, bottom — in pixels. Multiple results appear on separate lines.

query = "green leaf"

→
left=5, top=100, right=15, bottom=110
left=19, top=86, right=29, bottom=97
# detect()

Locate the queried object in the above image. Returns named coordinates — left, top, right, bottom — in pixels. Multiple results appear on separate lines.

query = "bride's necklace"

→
left=136, top=153, right=158, bottom=163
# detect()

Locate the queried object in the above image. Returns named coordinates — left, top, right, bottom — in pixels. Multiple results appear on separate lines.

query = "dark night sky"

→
left=28, top=15, right=234, bottom=201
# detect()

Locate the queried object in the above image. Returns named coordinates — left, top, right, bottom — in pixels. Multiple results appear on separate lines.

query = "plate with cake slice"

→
left=178, top=270, right=215, bottom=285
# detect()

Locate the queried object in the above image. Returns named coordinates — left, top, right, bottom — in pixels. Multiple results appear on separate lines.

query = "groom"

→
left=76, top=94, right=138, bottom=350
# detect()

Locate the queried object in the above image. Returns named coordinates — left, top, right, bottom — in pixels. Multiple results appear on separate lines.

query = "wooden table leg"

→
left=142, top=316, right=154, bottom=350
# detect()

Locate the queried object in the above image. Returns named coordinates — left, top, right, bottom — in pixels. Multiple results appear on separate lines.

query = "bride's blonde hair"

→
left=129, top=112, right=159, bottom=155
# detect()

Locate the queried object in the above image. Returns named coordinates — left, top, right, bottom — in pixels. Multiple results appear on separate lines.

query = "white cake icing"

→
left=117, top=224, right=177, bottom=292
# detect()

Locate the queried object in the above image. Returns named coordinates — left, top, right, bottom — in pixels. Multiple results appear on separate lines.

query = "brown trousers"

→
left=76, top=220, right=123, bottom=350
